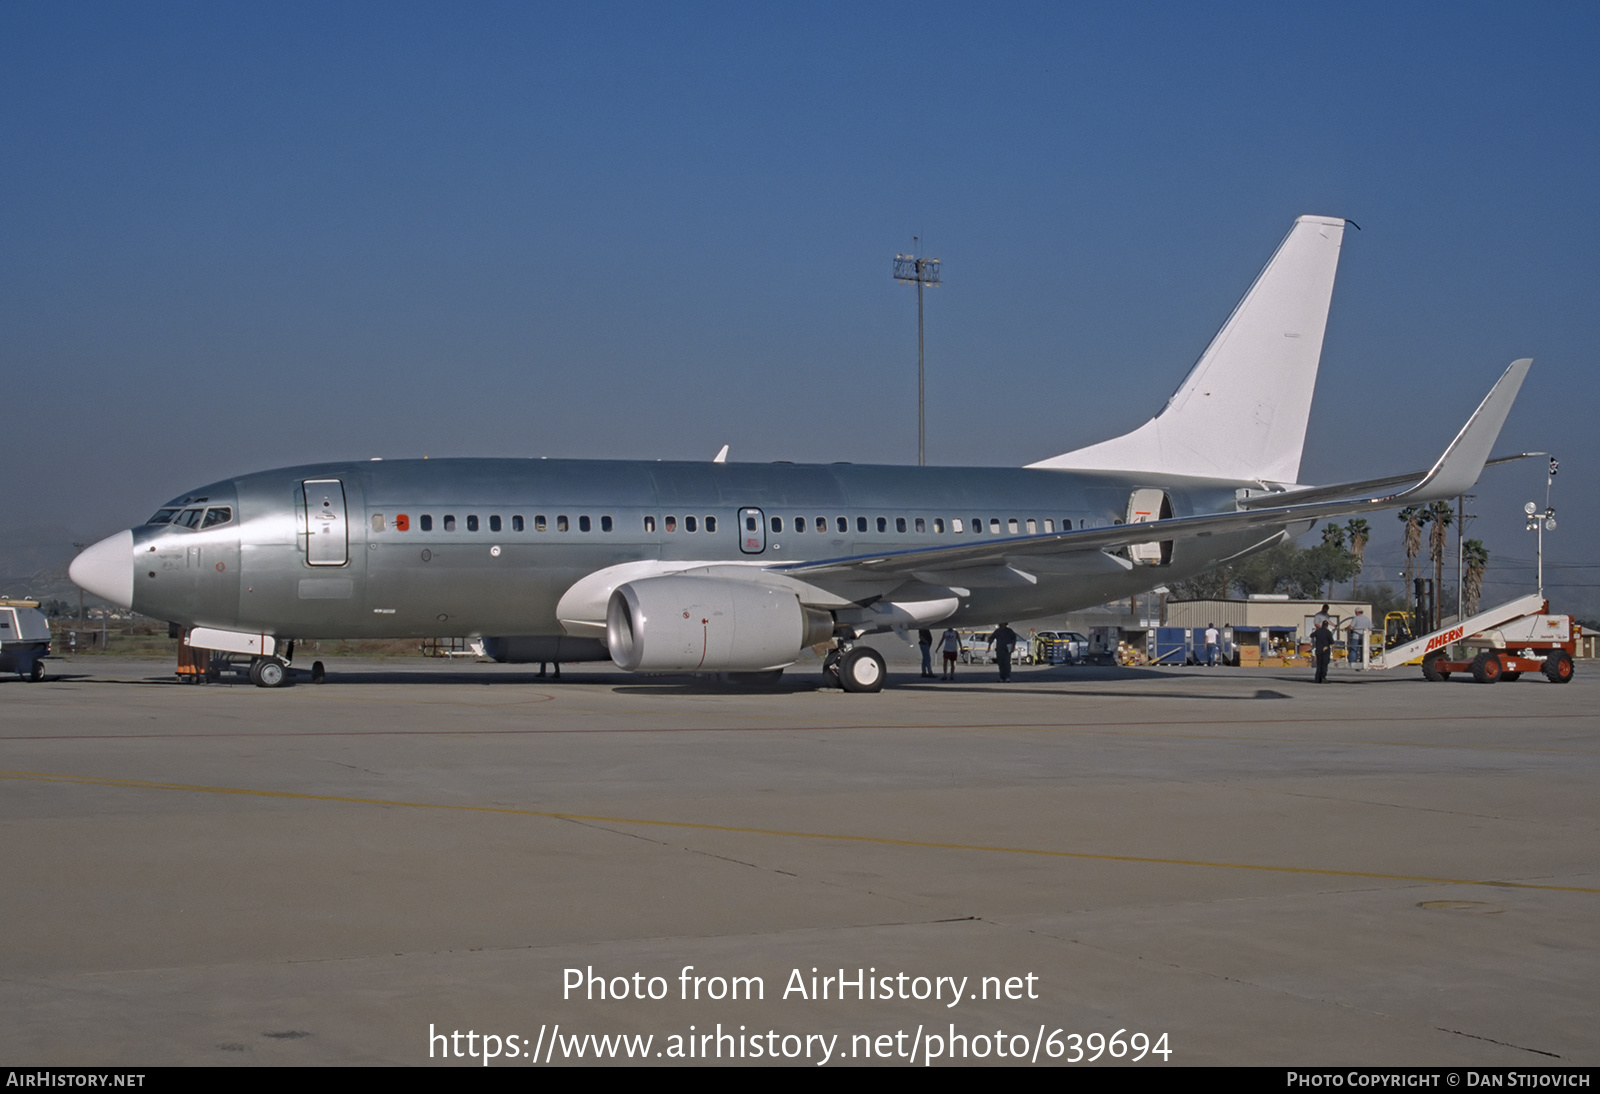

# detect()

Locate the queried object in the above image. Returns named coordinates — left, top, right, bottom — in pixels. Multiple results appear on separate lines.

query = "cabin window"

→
left=395, top=514, right=411, bottom=532
left=704, top=516, right=716, bottom=533
left=990, top=519, right=1001, bottom=533
left=952, top=518, right=963, bottom=532
left=1044, top=519, right=1054, bottom=532
left=421, top=515, right=433, bottom=531
left=771, top=516, right=782, bottom=533
left=793, top=517, right=805, bottom=533
left=371, top=514, right=385, bottom=533
left=857, top=516, right=867, bottom=533
left=914, top=518, right=925, bottom=533
left=685, top=516, right=697, bottom=533
left=535, top=514, right=547, bottom=531
left=815, top=516, right=826, bottom=533
left=644, top=515, right=656, bottom=533
left=665, top=516, right=676, bottom=533
left=745, top=514, right=758, bottom=532
left=876, top=517, right=887, bottom=533
left=934, top=518, right=945, bottom=533
left=579, top=515, right=591, bottom=532
left=557, top=515, right=569, bottom=532
left=443, top=515, right=457, bottom=532
left=602, top=515, right=614, bottom=532
left=490, top=515, right=502, bottom=533
left=837, top=516, right=847, bottom=533
left=512, top=515, right=524, bottom=532
left=467, top=515, right=479, bottom=532
left=896, top=517, right=907, bottom=533
left=973, top=518, right=983, bottom=534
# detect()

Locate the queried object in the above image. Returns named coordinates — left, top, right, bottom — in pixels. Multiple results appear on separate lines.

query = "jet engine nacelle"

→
left=606, top=576, right=834, bottom=673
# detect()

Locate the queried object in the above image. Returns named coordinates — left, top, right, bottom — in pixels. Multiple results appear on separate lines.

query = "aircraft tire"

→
left=311, top=660, right=326, bottom=684
left=1470, top=651, right=1503, bottom=684
left=839, top=647, right=886, bottom=693
left=254, top=658, right=287, bottom=688
left=1542, top=650, right=1574, bottom=684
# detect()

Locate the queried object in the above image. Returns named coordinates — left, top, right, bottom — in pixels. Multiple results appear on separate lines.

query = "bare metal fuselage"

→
left=129, top=458, right=1268, bottom=648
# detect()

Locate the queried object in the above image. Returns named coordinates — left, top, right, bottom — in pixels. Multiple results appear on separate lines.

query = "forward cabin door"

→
left=738, top=507, right=766, bottom=554
left=301, top=479, right=349, bottom=566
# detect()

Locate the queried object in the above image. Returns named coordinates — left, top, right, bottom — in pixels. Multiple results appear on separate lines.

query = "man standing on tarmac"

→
left=990, top=623, right=1019, bottom=683
left=1204, top=623, right=1220, bottom=667
left=1311, top=619, right=1335, bottom=683
left=1345, top=609, right=1372, bottom=667
left=918, top=628, right=934, bottom=678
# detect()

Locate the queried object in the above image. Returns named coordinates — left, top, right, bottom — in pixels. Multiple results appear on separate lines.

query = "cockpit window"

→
left=202, top=507, right=233, bottom=529
left=177, top=508, right=204, bottom=528
left=148, top=509, right=181, bottom=525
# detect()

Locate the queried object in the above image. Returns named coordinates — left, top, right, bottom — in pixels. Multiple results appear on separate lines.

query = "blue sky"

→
left=3, top=2, right=1596, bottom=611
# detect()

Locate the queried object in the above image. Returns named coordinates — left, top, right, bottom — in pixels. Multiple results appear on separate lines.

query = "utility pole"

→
left=1524, top=456, right=1559, bottom=600
left=893, top=240, right=941, bottom=465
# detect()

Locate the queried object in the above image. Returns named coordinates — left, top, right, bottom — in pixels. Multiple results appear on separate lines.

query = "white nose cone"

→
left=70, top=530, right=135, bottom=609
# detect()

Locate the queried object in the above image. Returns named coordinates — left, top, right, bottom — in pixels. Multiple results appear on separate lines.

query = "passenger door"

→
left=301, top=479, right=349, bottom=566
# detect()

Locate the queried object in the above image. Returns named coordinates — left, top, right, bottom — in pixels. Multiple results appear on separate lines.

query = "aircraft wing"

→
left=776, top=359, right=1529, bottom=583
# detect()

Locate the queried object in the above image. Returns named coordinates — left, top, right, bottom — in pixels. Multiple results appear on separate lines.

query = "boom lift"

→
left=1368, top=592, right=1577, bottom=683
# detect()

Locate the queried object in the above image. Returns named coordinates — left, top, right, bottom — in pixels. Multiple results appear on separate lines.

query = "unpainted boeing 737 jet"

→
left=70, top=216, right=1530, bottom=690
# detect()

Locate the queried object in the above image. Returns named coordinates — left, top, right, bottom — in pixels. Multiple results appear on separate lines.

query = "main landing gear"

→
left=243, top=642, right=324, bottom=688
left=822, top=642, right=886, bottom=693
left=248, top=657, right=287, bottom=688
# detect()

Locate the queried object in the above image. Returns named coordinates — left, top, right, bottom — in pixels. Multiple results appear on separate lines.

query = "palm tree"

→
left=1399, top=507, right=1425, bottom=599
left=1320, top=523, right=1346, bottom=600
left=1462, top=539, right=1489, bottom=615
left=1344, top=518, right=1370, bottom=597
left=1427, top=500, right=1454, bottom=627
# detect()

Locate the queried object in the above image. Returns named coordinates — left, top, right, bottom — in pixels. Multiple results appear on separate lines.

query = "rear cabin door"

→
left=301, top=479, right=349, bottom=566
left=738, top=507, right=766, bottom=554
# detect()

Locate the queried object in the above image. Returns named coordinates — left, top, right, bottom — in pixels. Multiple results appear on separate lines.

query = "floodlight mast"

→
left=894, top=240, right=941, bottom=465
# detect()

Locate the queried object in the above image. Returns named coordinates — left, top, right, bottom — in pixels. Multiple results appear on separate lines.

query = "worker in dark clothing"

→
left=1311, top=619, right=1335, bottom=683
left=918, top=629, right=934, bottom=678
left=990, top=622, right=1019, bottom=682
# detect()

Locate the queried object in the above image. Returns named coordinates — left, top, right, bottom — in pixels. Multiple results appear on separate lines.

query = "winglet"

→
left=1403, top=359, right=1531, bottom=501
left=713, top=444, right=729, bottom=464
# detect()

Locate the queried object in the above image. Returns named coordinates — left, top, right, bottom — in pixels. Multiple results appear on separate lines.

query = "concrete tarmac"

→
left=2, top=653, right=1596, bottom=1066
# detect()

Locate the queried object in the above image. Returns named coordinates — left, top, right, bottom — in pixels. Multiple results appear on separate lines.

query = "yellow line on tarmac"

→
left=3, top=767, right=1596, bottom=894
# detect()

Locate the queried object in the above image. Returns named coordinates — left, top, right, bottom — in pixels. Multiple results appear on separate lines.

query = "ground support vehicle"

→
left=1369, top=593, right=1576, bottom=684
left=0, top=600, right=51, bottom=681
left=1036, top=630, right=1091, bottom=664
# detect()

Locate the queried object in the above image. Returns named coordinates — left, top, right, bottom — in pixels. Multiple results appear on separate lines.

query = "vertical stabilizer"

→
left=1028, top=215, right=1347, bottom=484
